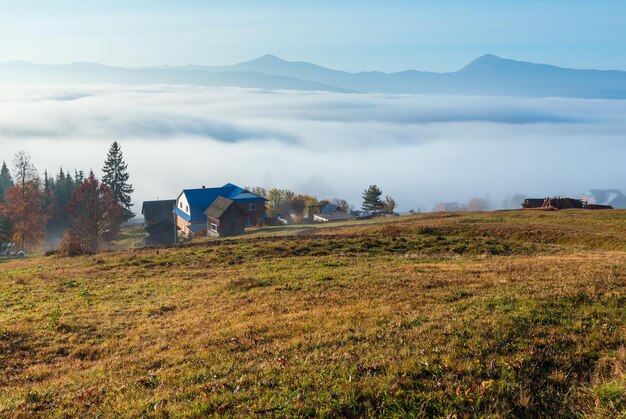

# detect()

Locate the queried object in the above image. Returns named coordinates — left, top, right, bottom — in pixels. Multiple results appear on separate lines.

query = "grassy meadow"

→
left=0, top=210, right=625, bottom=417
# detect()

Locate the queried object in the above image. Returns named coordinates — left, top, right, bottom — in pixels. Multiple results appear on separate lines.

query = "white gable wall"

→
left=177, top=192, right=191, bottom=216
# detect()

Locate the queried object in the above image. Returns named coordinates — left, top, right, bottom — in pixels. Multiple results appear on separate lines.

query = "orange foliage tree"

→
left=467, top=197, right=490, bottom=212
left=61, top=173, right=124, bottom=255
left=1, top=180, right=47, bottom=251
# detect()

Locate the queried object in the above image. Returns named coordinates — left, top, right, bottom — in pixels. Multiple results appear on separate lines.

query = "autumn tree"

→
left=266, top=188, right=295, bottom=219
left=245, top=186, right=267, bottom=198
left=362, top=185, right=384, bottom=212
left=62, top=173, right=124, bottom=255
left=467, top=197, right=490, bottom=212
left=102, top=141, right=134, bottom=222
left=289, top=194, right=319, bottom=222
left=382, top=195, right=397, bottom=213
left=1, top=180, right=47, bottom=251
left=13, top=151, right=37, bottom=187
left=329, top=198, right=352, bottom=213
left=0, top=152, right=47, bottom=250
left=302, top=195, right=321, bottom=217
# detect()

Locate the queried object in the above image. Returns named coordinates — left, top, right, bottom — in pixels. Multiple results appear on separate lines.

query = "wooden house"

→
left=204, top=197, right=247, bottom=237
left=175, top=183, right=267, bottom=238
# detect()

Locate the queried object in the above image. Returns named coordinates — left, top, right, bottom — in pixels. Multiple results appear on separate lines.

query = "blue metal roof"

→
left=175, top=207, right=191, bottom=222
left=230, top=192, right=269, bottom=203
left=179, top=183, right=267, bottom=223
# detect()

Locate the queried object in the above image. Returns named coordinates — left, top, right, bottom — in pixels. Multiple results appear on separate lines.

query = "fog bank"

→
left=0, top=85, right=624, bottom=211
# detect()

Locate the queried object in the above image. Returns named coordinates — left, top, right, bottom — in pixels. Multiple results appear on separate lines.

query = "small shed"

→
left=204, top=197, right=247, bottom=237
left=141, top=199, right=176, bottom=245
left=320, top=203, right=339, bottom=214
left=313, top=212, right=356, bottom=222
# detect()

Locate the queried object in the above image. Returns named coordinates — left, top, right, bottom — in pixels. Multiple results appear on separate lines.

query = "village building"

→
left=175, top=183, right=267, bottom=237
left=141, top=199, right=177, bottom=245
left=434, top=202, right=467, bottom=212
left=205, top=197, right=247, bottom=237
left=313, top=202, right=356, bottom=222
left=313, top=212, right=356, bottom=222
left=320, top=203, right=340, bottom=214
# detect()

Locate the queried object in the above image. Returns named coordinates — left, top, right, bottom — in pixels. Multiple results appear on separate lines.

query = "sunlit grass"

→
left=0, top=210, right=624, bottom=416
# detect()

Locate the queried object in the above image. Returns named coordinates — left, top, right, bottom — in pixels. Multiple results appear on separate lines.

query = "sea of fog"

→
left=0, top=84, right=625, bottom=212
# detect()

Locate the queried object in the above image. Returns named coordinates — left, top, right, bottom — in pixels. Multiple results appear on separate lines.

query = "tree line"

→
left=247, top=184, right=397, bottom=224
left=0, top=142, right=134, bottom=255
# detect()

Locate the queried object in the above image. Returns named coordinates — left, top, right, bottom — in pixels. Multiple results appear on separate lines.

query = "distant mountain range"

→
left=2, top=54, right=626, bottom=98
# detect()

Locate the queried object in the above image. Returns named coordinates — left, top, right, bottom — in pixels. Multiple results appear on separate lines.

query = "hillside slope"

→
left=0, top=210, right=625, bottom=416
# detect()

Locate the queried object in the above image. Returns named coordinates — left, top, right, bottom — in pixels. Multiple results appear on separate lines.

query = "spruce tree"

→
left=74, top=169, right=85, bottom=186
left=0, top=161, right=14, bottom=242
left=42, top=171, right=55, bottom=219
left=0, top=161, right=14, bottom=198
left=102, top=141, right=134, bottom=221
left=362, top=185, right=384, bottom=212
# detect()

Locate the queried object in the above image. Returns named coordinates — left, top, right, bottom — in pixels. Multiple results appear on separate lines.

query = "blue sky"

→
left=1, top=0, right=625, bottom=72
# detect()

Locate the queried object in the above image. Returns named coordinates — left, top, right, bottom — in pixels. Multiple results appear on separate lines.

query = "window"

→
left=210, top=223, right=218, bottom=232
left=186, top=205, right=189, bottom=212
left=179, top=202, right=182, bottom=209
left=248, top=203, right=256, bottom=211
left=245, top=218, right=253, bottom=227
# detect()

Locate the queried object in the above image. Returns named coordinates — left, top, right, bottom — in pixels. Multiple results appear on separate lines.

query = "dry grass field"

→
left=0, top=210, right=625, bottom=417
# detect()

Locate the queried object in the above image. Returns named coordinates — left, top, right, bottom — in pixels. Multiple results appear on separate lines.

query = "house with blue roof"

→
left=175, top=183, right=267, bottom=237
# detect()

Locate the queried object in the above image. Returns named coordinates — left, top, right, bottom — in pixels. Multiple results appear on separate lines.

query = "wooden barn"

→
left=141, top=199, right=177, bottom=246
left=204, top=197, right=247, bottom=237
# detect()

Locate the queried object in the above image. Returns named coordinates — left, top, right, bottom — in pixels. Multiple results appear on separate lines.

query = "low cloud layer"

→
left=0, top=85, right=624, bottom=211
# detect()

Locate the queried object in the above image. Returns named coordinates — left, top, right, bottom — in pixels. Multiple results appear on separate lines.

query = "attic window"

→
left=248, top=203, right=256, bottom=211
left=186, top=205, right=189, bottom=212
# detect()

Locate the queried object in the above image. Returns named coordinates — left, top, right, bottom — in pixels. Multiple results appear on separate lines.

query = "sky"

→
left=1, top=1, right=626, bottom=72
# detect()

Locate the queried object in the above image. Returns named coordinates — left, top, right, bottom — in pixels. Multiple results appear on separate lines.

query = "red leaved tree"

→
left=0, top=180, right=47, bottom=251
left=61, top=173, right=124, bottom=255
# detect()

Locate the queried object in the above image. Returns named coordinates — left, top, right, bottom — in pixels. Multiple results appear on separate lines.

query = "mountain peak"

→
left=475, top=54, right=504, bottom=62
left=459, top=54, right=517, bottom=73
left=248, top=54, right=287, bottom=64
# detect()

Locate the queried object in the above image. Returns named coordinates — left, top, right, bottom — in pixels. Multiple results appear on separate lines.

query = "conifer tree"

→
left=0, top=161, right=14, bottom=242
left=362, top=185, right=384, bottom=212
left=74, top=169, right=85, bottom=186
left=0, top=213, right=11, bottom=243
left=42, top=171, right=55, bottom=236
left=49, top=168, right=74, bottom=232
left=102, top=141, right=134, bottom=222
left=0, top=161, right=14, bottom=198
